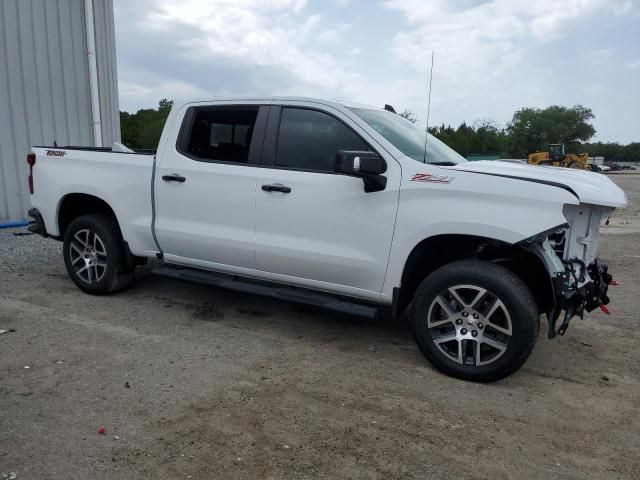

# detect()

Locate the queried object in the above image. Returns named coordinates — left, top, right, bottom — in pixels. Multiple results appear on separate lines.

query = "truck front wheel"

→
left=410, top=260, right=539, bottom=382
left=62, top=214, right=134, bottom=295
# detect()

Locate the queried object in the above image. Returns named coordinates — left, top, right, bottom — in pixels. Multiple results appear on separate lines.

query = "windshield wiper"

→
left=427, top=161, right=458, bottom=166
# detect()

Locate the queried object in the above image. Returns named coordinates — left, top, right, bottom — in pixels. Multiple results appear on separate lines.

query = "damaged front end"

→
left=524, top=204, right=616, bottom=338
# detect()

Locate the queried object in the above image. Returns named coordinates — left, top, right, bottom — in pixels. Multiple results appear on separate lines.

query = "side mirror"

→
left=334, top=150, right=387, bottom=193
left=335, top=150, right=385, bottom=175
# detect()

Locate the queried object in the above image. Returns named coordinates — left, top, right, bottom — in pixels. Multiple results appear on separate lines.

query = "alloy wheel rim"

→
left=427, top=284, right=512, bottom=366
left=69, top=229, right=107, bottom=284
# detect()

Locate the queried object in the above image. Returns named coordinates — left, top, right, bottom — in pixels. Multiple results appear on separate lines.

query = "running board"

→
left=152, top=266, right=378, bottom=318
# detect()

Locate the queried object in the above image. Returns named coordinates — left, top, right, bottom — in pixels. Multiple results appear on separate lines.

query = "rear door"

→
left=154, top=103, right=268, bottom=272
left=254, top=104, right=401, bottom=300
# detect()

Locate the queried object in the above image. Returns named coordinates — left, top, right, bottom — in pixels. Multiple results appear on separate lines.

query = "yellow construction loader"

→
left=527, top=144, right=589, bottom=169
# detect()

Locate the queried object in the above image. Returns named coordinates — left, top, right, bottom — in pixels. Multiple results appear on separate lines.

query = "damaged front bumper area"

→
left=526, top=204, right=617, bottom=338
left=547, top=257, right=614, bottom=337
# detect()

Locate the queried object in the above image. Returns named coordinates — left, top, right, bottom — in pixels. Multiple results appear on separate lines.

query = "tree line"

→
left=402, top=105, right=639, bottom=162
left=121, top=100, right=639, bottom=162
left=119, top=99, right=173, bottom=150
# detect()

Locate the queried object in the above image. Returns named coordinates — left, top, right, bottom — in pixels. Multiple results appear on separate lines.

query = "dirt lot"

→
left=1, top=176, right=639, bottom=480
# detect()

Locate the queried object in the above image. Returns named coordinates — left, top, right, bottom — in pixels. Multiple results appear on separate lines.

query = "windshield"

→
left=349, top=107, right=467, bottom=165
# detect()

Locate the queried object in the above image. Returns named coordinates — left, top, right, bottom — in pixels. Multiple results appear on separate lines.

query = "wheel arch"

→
left=57, top=193, right=122, bottom=239
left=396, top=234, right=554, bottom=318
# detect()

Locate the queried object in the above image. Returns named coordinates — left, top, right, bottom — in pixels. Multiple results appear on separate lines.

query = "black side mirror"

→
left=334, top=150, right=387, bottom=192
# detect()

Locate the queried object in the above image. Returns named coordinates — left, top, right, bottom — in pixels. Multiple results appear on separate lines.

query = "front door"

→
left=254, top=105, right=400, bottom=299
left=154, top=104, right=268, bottom=272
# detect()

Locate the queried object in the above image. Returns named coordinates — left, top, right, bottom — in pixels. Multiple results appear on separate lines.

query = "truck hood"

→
left=447, top=161, right=628, bottom=208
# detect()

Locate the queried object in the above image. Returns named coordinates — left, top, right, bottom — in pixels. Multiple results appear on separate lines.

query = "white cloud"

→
left=384, top=0, right=632, bottom=78
left=318, top=29, right=341, bottom=42
left=128, top=0, right=364, bottom=97
left=119, top=77, right=211, bottom=108
left=113, top=0, right=639, bottom=142
left=317, top=23, right=351, bottom=43
left=382, top=0, right=635, bottom=131
left=591, top=48, right=614, bottom=59
left=625, top=59, right=640, bottom=69
left=584, top=84, right=606, bottom=95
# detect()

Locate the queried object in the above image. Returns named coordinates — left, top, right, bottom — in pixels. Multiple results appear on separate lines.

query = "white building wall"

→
left=0, top=0, right=120, bottom=221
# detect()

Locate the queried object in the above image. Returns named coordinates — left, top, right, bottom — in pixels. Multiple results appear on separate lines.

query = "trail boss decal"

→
left=411, top=173, right=454, bottom=184
left=46, top=150, right=67, bottom=157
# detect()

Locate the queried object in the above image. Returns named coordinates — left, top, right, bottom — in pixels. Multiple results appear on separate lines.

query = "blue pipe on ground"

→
left=0, top=220, right=30, bottom=229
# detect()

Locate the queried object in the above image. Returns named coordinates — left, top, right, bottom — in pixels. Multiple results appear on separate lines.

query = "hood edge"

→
left=452, top=169, right=580, bottom=201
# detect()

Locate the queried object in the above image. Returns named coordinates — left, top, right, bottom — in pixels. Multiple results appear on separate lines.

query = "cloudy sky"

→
left=113, top=0, right=640, bottom=143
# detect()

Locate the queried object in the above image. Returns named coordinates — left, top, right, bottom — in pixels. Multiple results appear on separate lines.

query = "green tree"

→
left=119, top=111, right=139, bottom=148
left=585, top=141, right=640, bottom=163
left=428, top=120, right=506, bottom=158
left=119, top=99, right=174, bottom=150
left=423, top=104, right=639, bottom=162
left=399, top=109, right=418, bottom=123
left=506, top=105, right=595, bottom=158
left=471, top=119, right=506, bottom=155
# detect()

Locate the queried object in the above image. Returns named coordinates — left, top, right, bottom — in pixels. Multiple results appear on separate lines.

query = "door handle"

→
left=162, top=174, right=186, bottom=183
left=261, top=184, right=291, bottom=193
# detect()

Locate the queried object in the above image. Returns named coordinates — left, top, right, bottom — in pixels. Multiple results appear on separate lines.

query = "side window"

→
left=275, top=108, right=370, bottom=171
left=182, top=107, right=259, bottom=163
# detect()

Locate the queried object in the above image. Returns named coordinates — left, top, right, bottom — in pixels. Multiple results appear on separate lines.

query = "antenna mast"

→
left=423, top=50, right=434, bottom=163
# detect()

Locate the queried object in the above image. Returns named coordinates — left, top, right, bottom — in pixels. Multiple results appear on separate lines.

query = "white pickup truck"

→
left=26, top=97, right=627, bottom=381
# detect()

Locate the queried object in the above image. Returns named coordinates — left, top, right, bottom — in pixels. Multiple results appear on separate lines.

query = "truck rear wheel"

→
left=409, top=260, right=539, bottom=382
left=63, top=214, right=134, bottom=295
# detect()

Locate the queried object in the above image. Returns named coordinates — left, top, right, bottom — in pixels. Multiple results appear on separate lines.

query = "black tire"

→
left=63, top=214, right=134, bottom=295
left=409, top=260, right=539, bottom=382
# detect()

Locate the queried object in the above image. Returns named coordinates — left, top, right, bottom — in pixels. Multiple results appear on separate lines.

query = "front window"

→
left=349, top=108, right=467, bottom=165
left=276, top=107, right=370, bottom=172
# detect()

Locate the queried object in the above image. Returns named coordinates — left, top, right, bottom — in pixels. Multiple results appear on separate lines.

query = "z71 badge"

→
left=411, top=173, right=454, bottom=184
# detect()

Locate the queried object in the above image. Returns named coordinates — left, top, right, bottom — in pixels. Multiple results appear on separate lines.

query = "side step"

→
left=152, top=266, right=378, bottom=318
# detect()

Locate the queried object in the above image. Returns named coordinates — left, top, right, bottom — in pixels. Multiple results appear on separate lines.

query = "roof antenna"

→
left=423, top=50, right=434, bottom=163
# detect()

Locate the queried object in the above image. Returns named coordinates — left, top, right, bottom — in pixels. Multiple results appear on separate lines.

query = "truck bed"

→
left=29, top=145, right=158, bottom=257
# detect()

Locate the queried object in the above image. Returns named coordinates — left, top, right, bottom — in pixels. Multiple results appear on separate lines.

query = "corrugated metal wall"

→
left=0, top=0, right=120, bottom=221
left=93, top=0, right=120, bottom=146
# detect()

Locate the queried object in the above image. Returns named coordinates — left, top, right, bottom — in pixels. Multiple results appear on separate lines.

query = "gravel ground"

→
left=1, top=175, right=639, bottom=479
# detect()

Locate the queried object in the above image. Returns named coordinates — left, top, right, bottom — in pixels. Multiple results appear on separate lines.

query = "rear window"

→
left=179, top=107, right=259, bottom=163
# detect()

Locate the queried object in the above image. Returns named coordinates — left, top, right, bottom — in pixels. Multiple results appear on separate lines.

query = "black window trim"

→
left=261, top=105, right=386, bottom=175
left=175, top=104, right=270, bottom=167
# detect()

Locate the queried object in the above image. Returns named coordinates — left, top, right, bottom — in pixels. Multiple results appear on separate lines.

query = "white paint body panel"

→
left=30, top=148, right=156, bottom=257
left=29, top=97, right=628, bottom=306
left=451, top=161, right=628, bottom=208
left=382, top=160, right=580, bottom=301
left=154, top=151, right=259, bottom=270
left=255, top=166, right=399, bottom=299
